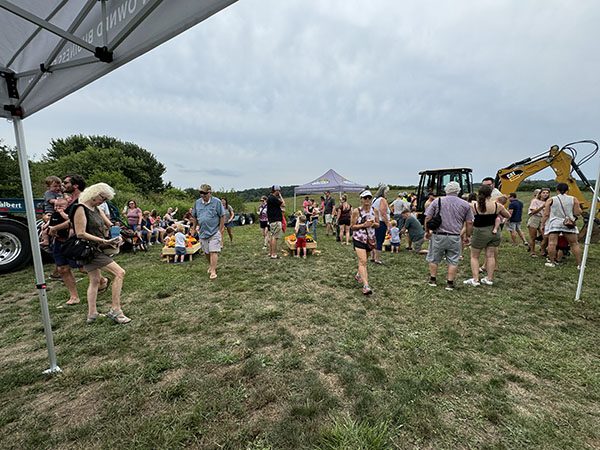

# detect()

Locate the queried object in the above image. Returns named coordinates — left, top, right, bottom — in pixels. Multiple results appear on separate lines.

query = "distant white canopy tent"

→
left=0, top=0, right=239, bottom=373
left=293, top=169, right=367, bottom=211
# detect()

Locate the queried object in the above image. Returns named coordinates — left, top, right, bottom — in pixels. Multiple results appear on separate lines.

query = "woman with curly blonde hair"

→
left=73, top=183, right=131, bottom=324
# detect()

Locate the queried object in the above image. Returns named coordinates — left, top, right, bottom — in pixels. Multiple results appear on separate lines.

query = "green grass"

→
left=1, top=203, right=599, bottom=449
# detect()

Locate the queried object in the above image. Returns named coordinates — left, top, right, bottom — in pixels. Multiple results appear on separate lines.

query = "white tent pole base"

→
left=13, top=117, right=61, bottom=374
left=575, top=155, right=600, bottom=302
left=43, top=366, right=63, bottom=375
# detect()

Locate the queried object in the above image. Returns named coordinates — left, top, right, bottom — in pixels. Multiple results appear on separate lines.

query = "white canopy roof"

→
left=0, top=0, right=238, bottom=119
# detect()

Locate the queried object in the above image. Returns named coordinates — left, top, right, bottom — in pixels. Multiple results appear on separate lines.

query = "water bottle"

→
left=110, top=225, right=121, bottom=239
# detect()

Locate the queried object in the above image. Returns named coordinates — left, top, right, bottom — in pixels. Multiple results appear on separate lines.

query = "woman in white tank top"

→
left=541, top=183, right=582, bottom=268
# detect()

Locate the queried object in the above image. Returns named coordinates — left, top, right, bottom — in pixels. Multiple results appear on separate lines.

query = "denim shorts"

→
left=52, top=240, right=79, bottom=268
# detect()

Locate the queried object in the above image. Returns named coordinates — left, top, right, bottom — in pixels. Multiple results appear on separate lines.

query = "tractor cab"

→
left=416, top=168, right=473, bottom=221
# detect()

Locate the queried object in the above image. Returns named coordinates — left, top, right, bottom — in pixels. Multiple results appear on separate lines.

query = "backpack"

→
left=427, top=198, right=443, bottom=231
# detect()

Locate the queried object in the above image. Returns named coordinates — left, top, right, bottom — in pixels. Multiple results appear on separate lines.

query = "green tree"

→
left=47, top=135, right=166, bottom=192
left=0, top=141, right=22, bottom=197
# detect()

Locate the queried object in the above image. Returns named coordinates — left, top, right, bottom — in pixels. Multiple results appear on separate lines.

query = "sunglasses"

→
left=199, top=191, right=210, bottom=195
left=362, top=196, right=372, bottom=200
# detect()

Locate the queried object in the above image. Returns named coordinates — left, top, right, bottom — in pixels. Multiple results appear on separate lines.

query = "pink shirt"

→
left=126, top=207, right=142, bottom=226
left=528, top=198, right=545, bottom=217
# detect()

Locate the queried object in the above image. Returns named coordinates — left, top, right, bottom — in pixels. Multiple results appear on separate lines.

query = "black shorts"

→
left=353, top=239, right=369, bottom=251
left=260, top=220, right=269, bottom=229
left=339, top=218, right=351, bottom=226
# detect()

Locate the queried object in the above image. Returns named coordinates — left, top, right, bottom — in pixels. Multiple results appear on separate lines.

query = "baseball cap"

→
left=360, top=190, right=373, bottom=198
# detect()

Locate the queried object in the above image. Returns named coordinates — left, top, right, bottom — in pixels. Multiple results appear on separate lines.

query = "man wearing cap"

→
left=424, top=181, right=473, bottom=291
left=191, top=184, right=225, bottom=279
left=267, top=185, right=285, bottom=258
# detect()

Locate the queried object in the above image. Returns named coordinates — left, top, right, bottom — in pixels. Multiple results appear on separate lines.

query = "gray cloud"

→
left=2, top=0, right=599, bottom=190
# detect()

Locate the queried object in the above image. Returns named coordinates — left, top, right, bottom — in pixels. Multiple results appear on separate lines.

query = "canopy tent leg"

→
left=12, top=118, right=61, bottom=374
left=293, top=192, right=297, bottom=213
left=575, top=156, right=600, bottom=302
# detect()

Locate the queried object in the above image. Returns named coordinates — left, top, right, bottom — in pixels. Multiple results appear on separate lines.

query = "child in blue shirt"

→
left=389, top=220, right=401, bottom=253
left=174, top=225, right=187, bottom=263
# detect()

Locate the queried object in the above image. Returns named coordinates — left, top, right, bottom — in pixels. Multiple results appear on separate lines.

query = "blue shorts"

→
left=175, top=246, right=187, bottom=256
left=52, top=240, right=80, bottom=268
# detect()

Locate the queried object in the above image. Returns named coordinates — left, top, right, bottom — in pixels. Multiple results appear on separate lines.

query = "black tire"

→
left=245, top=214, right=254, bottom=225
left=237, top=215, right=246, bottom=226
left=0, top=219, right=32, bottom=274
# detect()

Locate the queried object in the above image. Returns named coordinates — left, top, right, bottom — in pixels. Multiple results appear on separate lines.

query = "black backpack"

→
left=427, top=198, right=442, bottom=231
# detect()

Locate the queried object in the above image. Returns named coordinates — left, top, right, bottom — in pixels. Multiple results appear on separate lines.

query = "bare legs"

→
left=528, top=226, right=539, bottom=255
left=470, top=246, right=497, bottom=281
left=565, top=233, right=582, bottom=266
left=546, top=233, right=581, bottom=266
left=355, top=248, right=369, bottom=289
left=205, top=252, right=219, bottom=278
left=340, top=224, right=350, bottom=245
left=86, top=262, right=126, bottom=319
left=59, top=265, right=80, bottom=304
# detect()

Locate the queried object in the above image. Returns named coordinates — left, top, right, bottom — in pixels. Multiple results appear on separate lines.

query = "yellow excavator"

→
left=495, top=140, right=600, bottom=240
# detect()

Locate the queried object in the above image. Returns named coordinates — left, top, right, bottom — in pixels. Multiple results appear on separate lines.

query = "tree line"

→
left=1, top=136, right=594, bottom=213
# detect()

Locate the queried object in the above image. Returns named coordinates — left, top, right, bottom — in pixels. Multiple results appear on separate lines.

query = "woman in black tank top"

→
left=464, top=185, right=510, bottom=288
left=473, top=203, right=497, bottom=227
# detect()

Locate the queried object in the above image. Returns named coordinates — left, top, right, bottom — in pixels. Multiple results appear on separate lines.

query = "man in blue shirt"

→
left=508, top=192, right=528, bottom=247
left=191, top=184, right=224, bottom=279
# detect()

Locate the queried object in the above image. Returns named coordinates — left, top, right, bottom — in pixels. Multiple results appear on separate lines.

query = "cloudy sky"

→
left=2, top=0, right=600, bottom=190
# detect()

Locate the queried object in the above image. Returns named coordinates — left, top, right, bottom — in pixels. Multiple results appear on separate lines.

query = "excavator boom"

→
left=496, top=145, right=598, bottom=218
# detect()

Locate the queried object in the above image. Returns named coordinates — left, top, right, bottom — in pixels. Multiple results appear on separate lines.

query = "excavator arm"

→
left=496, top=145, right=599, bottom=220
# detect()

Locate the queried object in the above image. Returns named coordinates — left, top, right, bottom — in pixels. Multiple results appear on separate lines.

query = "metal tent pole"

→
left=575, top=157, right=600, bottom=302
left=12, top=117, right=61, bottom=374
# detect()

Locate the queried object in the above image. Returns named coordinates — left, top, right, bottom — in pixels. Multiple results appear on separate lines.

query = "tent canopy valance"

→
left=294, top=169, right=366, bottom=195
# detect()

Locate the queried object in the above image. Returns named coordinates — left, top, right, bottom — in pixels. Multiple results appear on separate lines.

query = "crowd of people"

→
left=39, top=172, right=585, bottom=323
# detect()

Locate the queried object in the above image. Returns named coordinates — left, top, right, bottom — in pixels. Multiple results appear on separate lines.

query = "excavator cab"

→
left=416, top=168, right=473, bottom=222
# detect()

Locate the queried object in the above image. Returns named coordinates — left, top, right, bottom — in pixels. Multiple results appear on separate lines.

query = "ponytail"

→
left=477, top=185, right=493, bottom=213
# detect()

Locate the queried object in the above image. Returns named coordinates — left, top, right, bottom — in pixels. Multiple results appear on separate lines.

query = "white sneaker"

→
left=463, top=278, right=480, bottom=287
left=545, top=262, right=556, bottom=268
left=480, top=277, right=494, bottom=286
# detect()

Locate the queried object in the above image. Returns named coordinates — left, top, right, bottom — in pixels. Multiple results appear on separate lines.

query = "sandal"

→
left=106, top=309, right=131, bottom=324
left=98, top=277, right=111, bottom=293
left=209, top=273, right=218, bottom=280
left=354, top=273, right=362, bottom=284
left=362, top=285, right=373, bottom=296
left=86, top=313, right=101, bottom=324
left=66, top=298, right=81, bottom=306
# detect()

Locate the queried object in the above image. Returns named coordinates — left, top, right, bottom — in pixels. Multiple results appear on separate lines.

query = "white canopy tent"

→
left=1, top=0, right=238, bottom=373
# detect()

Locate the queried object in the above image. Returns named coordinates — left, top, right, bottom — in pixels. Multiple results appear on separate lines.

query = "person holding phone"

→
left=73, top=183, right=130, bottom=324
left=351, top=190, right=380, bottom=295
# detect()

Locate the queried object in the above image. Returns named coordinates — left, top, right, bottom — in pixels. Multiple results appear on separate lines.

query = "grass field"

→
left=1, top=199, right=599, bottom=449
